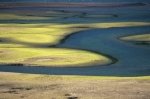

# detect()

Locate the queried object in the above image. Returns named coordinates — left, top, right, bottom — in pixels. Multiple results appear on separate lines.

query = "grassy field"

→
left=0, top=22, right=149, bottom=67
left=0, top=23, right=112, bottom=67
left=0, top=3, right=150, bottom=99
left=0, top=72, right=150, bottom=99
left=0, top=48, right=111, bottom=67
left=1, top=22, right=149, bottom=47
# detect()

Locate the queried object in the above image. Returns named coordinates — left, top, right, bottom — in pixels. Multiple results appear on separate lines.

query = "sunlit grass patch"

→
left=120, top=34, right=150, bottom=45
left=0, top=25, right=83, bottom=47
left=0, top=22, right=149, bottom=66
left=0, top=48, right=111, bottom=67
left=0, top=33, right=61, bottom=47
left=121, top=34, right=150, bottom=42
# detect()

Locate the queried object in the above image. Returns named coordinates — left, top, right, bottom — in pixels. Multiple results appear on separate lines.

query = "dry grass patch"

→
left=0, top=72, right=150, bottom=99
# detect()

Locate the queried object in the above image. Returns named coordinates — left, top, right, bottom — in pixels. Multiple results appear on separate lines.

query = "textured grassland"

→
left=0, top=3, right=150, bottom=99
left=0, top=23, right=112, bottom=66
left=0, top=72, right=150, bottom=99
left=0, top=24, right=83, bottom=47
left=0, top=48, right=111, bottom=67
left=0, top=22, right=149, bottom=67
left=0, top=22, right=149, bottom=66
left=0, top=22, right=149, bottom=47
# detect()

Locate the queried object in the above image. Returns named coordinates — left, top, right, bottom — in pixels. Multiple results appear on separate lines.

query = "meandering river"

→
left=0, top=26, right=150, bottom=76
left=0, top=2, right=150, bottom=77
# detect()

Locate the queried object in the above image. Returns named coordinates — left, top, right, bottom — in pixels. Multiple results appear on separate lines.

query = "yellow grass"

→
left=0, top=72, right=149, bottom=99
left=0, top=22, right=149, bottom=46
left=0, top=33, right=61, bottom=46
left=0, top=72, right=149, bottom=82
left=0, top=48, right=111, bottom=67
left=121, top=34, right=150, bottom=41
left=0, top=24, right=83, bottom=47
left=0, top=22, right=149, bottom=67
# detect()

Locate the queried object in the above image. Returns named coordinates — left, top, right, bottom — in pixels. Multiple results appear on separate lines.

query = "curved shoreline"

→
left=0, top=28, right=113, bottom=67
left=0, top=3, right=150, bottom=76
left=50, top=29, right=117, bottom=66
left=0, top=47, right=112, bottom=67
left=0, top=26, right=150, bottom=76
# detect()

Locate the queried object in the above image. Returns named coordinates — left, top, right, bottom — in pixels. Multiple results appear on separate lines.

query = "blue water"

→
left=0, top=0, right=150, bottom=3
left=0, top=1, right=150, bottom=77
left=1, top=26, right=149, bottom=77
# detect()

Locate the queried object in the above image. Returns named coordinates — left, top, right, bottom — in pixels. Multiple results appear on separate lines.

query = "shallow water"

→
left=0, top=0, right=150, bottom=3
left=0, top=2, right=150, bottom=76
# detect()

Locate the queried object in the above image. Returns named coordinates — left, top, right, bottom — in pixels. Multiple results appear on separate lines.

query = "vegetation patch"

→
left=0, top=48, right=111, bottom=67
left=0, top=22, right=149, bottom=67
left=121, top=34, right=150, bottom=45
